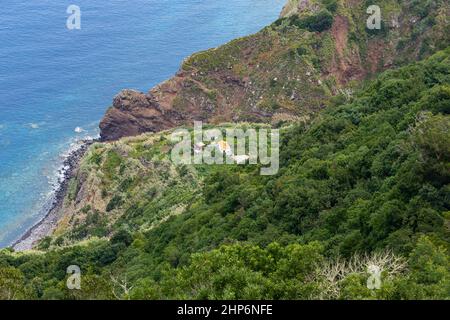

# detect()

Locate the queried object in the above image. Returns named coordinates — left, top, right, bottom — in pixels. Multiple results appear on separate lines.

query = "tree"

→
left=0, top=267, right=34, bottom=300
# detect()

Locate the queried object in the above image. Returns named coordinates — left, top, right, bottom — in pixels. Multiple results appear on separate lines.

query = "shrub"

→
left=289, top=9, right=334, bottom=32
left=106, top=195, right=124, bottom=212
left=321, top=0, right=338, bottom=13
left=111, top=229, right=133, bottom=246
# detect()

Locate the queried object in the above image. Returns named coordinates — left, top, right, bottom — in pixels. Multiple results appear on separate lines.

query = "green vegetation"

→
left=175, top=0, right=449, bottom=129
left=0, top=0, right=448, bottom=300
left=0, top=47, right=449, bottom=300
left=281, top=9, right=334, bottom=33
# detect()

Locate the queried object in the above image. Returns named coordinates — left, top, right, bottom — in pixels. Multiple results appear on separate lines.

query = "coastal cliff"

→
left=99, top=0, right=449, bottom=141
left=34, top=0, right=449, bottom=247
left=16, top=0, right=448, bottom=248
left=3, top=0, right=449, bottom=300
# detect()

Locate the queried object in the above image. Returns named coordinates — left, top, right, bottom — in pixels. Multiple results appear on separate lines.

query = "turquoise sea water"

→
left=0, top=0, right=284, bottom=247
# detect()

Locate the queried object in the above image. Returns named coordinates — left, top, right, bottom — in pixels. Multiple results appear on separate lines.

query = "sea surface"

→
left=0, top=0, right=284, bottom=247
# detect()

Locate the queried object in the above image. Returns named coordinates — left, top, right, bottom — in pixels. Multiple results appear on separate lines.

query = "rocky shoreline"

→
left=12, top=139, right=95, bottom=251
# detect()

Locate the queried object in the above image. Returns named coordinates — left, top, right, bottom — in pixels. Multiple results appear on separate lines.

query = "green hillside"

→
left=1, top=47, right=448, bottom=300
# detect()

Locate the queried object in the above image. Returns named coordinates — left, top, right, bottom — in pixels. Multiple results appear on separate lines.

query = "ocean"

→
left=0, top=0, right=285, bottom=247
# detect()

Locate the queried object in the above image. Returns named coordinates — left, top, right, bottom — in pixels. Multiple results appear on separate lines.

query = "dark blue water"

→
left=0, top=0, right=284, bottom=247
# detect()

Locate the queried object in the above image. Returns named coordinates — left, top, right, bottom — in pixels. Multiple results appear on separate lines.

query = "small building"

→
left=217, top=140, right=233, bottom=156
left=233, top=155, right=250, bottom=164
left=194, top=142, right=205, bottom=154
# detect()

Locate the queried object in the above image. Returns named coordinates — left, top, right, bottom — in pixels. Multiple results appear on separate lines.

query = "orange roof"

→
left=217, top=140, right=231, bottom=152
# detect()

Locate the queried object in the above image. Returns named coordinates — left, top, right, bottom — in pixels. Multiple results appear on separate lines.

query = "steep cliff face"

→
left=51, top=131, right=203, bottom=244
left=99, top=89, right=181, bottom=141
left=280, top=0, right=449, bottom=83
left=99, top=0, right=449, bottom=142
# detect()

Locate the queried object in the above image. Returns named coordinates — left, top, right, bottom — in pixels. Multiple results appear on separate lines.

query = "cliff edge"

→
left=99, top=0, right=449, bottom=141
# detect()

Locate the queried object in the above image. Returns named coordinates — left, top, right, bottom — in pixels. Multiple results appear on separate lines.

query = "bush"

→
left=289, top=9, right=334, bottom=32
left=111, top=229, right=133, bottom=246
left=106, top=195, right=124, bottom=212
left=321, top=0, right=338, bottom=13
